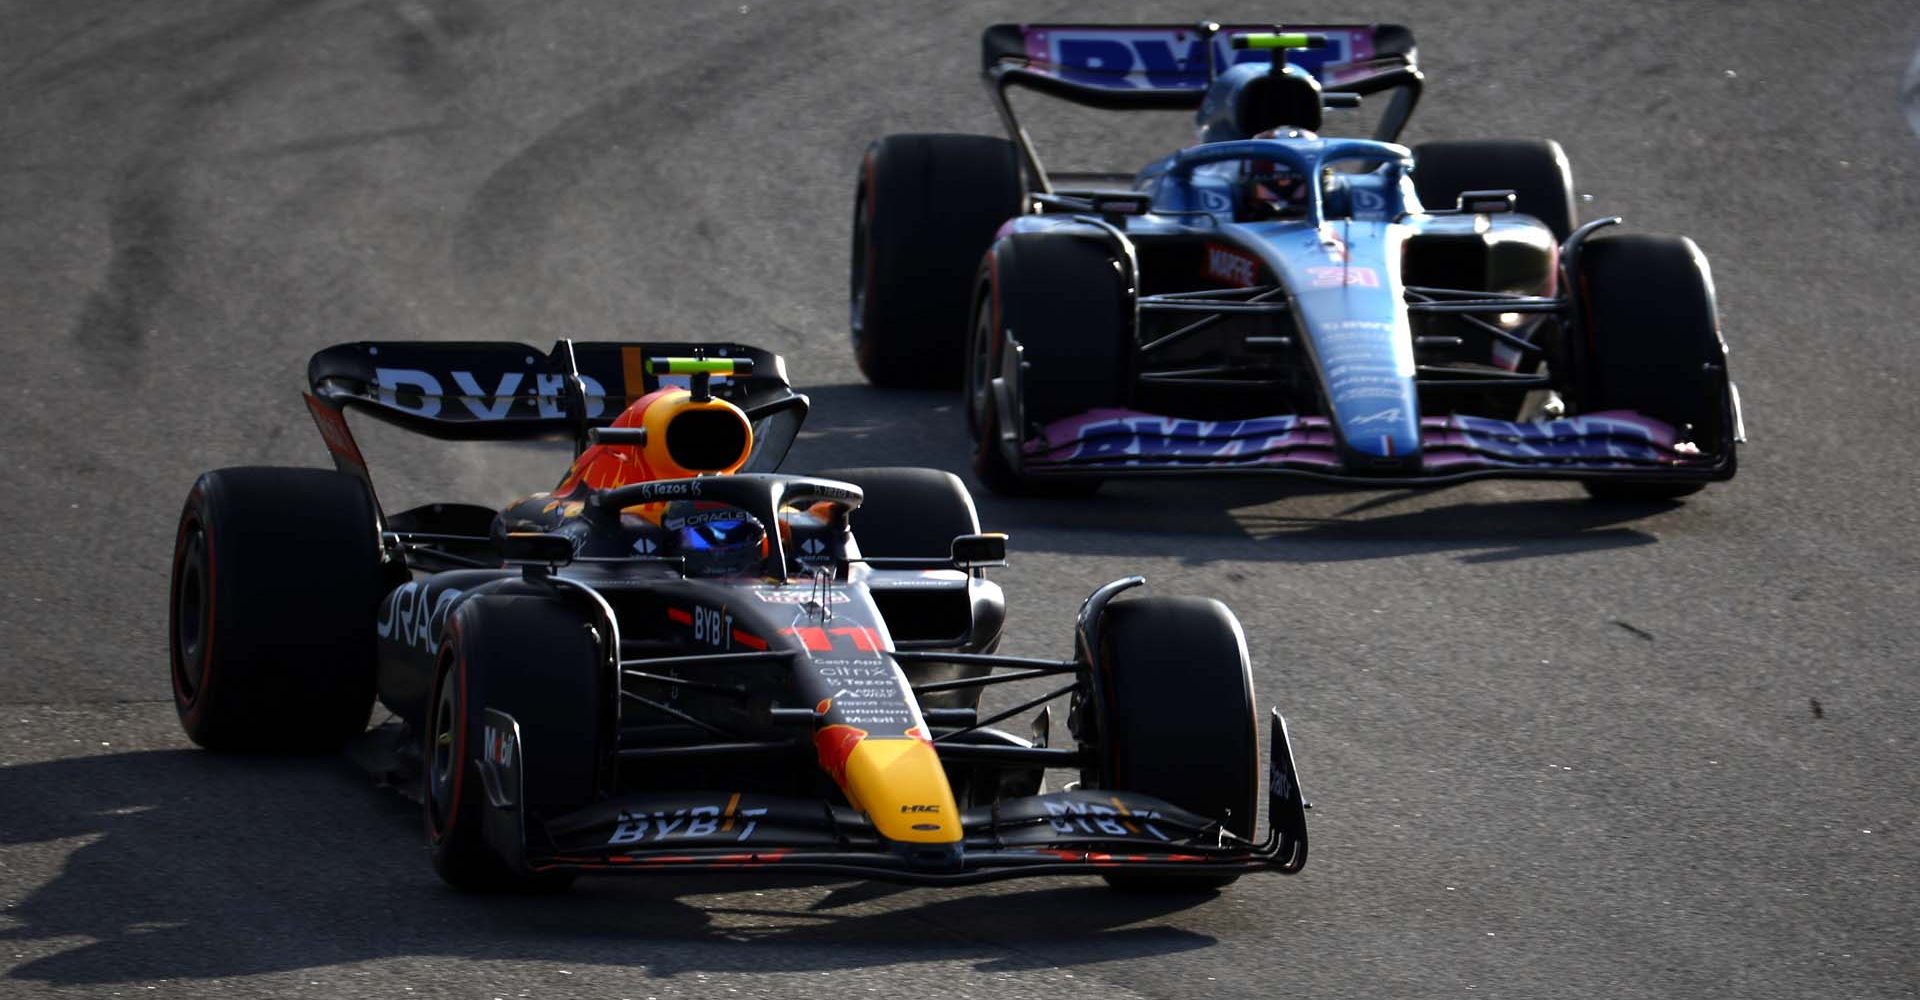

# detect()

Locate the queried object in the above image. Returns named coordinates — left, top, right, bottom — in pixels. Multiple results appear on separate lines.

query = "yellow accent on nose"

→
left=841, top=737, right=961, bottom=844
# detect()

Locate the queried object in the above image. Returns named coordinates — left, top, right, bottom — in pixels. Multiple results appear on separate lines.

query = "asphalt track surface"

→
left=3, top=2, right=1917, bottom=998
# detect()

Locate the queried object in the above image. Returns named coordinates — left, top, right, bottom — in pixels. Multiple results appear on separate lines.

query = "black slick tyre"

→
left=1573, top=233, right=1731, bottom=502
left=967, top=233, right=1129, bottom=496
left=852, top=133, right=1024, bottom=389
left=810, top=467, right=980, bottom=559
left=1412, top=139, right=1578, bottom=241
left=1093, top=596, right=1258, bottom=892
left=168, top=467, right=381, bottom=752
left=426, top=595, right=601, bottom=892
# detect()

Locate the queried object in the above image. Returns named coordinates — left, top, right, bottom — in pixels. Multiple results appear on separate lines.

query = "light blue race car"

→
left=851, top=22, right=1742, bottom=501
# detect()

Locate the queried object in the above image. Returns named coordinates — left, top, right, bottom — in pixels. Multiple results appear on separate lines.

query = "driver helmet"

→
left=666, top=502, right=767, bottom=577
left=1240, top=149, right=1310, bottom=220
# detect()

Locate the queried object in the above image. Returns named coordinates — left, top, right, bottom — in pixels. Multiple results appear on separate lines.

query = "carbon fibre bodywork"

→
left=298, top=340, right=1307, bottom=886
left=378, top=494, right=1306, bottom=884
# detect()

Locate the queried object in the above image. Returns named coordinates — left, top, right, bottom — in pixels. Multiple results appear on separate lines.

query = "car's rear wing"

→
left=304, top=339, right=808, bottom=510
left=980, top=22, right=1421, bottom=192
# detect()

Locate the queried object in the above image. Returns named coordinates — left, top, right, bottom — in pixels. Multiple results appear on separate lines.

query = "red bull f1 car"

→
left=167, top=339, right=1308, bottom=889
left=850, top=22, right=1744, bottom=501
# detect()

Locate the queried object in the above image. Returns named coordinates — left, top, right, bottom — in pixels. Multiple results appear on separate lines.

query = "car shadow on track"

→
left=987, top=487, right=1676, bottom=565
left=0, top=748, right=1220, bottom=987
left=786, top=383, right=1678, bottom=564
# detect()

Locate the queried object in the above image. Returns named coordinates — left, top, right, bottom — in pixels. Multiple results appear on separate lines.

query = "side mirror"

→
left=1456, top=189, right=1518, bottom=214
left=950, top=533, right=1009, bottom=570
left=500, top=532, right=575, bottom=566
left=1089, top=192, right=1152, bottom=219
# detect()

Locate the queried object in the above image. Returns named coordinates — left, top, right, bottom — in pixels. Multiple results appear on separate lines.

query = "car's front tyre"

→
left=1091, top=596, right=1260, bottom=892
left=967, top=233, right=1130, bottom=496
left=427, top=594, right=601, bottom=892
left=1572, top=233, right=1733, bottom=502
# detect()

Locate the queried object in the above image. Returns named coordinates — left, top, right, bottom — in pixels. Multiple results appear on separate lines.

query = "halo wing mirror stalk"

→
left=951, top=533, right=1009, bottom=570
left=500, top=532, right=576, bottom=569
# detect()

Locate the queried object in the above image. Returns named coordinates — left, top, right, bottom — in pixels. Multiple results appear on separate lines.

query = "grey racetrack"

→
left=3, top=2, right=1916, bottom=997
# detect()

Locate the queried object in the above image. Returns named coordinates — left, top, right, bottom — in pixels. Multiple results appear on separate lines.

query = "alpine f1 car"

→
left=850, top=22, right=1744, bottom=501
left=167, top=339, right=1308, bottom=890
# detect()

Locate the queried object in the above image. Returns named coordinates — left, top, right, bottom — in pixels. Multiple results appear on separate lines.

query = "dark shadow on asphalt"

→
left=786, top=383, right=1677, bottom=564
left=0, top=749, right=1219, bottom=986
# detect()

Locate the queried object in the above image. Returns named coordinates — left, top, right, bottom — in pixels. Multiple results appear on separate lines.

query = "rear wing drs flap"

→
left=304, top=339, right=808, bottom=510
left=980, top=22, right=1421, bottom=191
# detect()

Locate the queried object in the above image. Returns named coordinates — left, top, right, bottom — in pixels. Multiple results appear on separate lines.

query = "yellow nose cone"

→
left=829, top=732, right=961, bottom=845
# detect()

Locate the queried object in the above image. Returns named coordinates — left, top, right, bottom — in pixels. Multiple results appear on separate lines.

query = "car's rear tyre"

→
left=967, top=233, right=1129, bottom=496
left=852, top=133, right=1024, bottom=389
left=811, top=466, right=980, bottom=559
left=427, top=595, right=601, bottom=892
left=1412, top=139, right=1577, bottom=241
left=168, top=467, right=380, bottom=752
left=1573, top=233, right=1731, bottom=502
left=1093, top=596, right=1258, bottom=892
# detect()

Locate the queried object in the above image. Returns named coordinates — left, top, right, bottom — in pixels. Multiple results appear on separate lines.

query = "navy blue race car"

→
left=166, top=339, right=1308, bottom=890
left=850, top=23, right=1743, bottom=501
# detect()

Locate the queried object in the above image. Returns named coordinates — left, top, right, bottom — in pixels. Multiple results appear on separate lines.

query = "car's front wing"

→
left=1017, top=408, right=1734, bottom=484
left=511, top=712, right=1309, bottom=885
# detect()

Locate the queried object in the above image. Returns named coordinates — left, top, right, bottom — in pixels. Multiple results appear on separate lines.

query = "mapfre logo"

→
left=1205, top=245, right=1258, bottom=287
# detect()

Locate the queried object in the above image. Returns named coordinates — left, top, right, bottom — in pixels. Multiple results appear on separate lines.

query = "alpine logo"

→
left=1204, top=244, right=1258, bottom=287
left=800, top=538, right=827, bottom=556
left=1350, top=187, right=1389, bottom=217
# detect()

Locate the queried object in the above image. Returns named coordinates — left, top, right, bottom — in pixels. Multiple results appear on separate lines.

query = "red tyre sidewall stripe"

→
left=429, top=619, right=469, bottom=845
left=172, top=487, right=216, bottom=727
